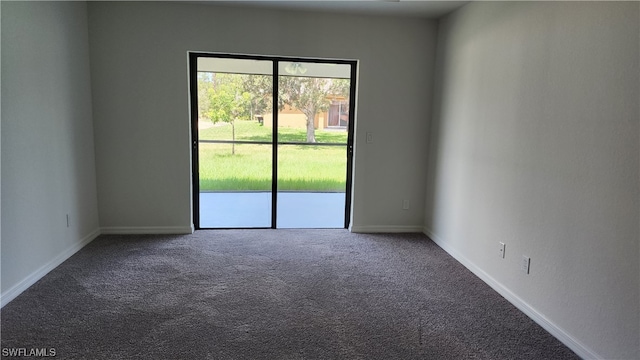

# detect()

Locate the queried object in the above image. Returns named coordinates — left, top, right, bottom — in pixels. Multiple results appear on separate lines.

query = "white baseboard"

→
left=0, top=228, right=101, bottom=308
left=350, top=225, right=425, bottom=233
left=100, top=226, right=194, bottom=235
left=423, top=227, right=601, bottom=360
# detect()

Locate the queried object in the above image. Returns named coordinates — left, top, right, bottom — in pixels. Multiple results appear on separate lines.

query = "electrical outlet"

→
left=499, top=242, right=505, bottom=258
left=402, top=199, right=409, bottom=210
left=521, top=256, right=530, bottom=274
left=366, top=132, right=373, bottom=143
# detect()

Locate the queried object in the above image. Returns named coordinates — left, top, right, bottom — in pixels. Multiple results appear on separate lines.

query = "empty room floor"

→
left=0, top=230, right=578, bottom=359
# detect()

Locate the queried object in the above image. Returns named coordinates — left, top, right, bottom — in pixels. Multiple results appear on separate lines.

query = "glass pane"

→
left=277, top=62, right=350, bottom=144
left=276, top=144, right=346, bottom=228
left=199, top=143, right=272, bottom=228
left=197, top=58, right=273, bottom=142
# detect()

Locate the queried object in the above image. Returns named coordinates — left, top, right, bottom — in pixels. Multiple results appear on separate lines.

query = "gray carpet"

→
left=1, top=230, right=578, bottom=359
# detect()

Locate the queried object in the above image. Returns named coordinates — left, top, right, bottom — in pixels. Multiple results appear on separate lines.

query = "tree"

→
left=198, top=73, right=251, bottom=154
left=199, top=73, right=271, bottom=119
left=278, top=76, right=350, bottom=143
left=197, top=72, right=214, bottom=121
left=242, top=75, right=272, bottom=122
left=198, top=71, right=349, bottom=147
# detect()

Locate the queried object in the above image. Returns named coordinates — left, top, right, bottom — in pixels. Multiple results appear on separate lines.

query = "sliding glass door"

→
left=190, top=53, right=356, bottom=229
left=193, top=57, right=273, bottom=228
left=276, top=62, right=352, bottom=228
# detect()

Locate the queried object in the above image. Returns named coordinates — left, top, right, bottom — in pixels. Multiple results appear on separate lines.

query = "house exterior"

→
left=260, top=98, right=349, bottom=130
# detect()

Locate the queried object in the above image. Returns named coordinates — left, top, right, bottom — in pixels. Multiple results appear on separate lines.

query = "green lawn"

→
left=199, top=120, right=348, bottom=143
left=199, top=121, right=348, bottom=191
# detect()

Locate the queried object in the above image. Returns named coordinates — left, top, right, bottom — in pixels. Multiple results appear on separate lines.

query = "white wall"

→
left=87, top=2, right=437, bottom=233
left=425, top=2, right=639, bottom=359
left=1, top=1, right=100, bottom=304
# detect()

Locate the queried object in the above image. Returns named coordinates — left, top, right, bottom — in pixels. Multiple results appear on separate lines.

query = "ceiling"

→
left=186, top=0, right=470, bottom=19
